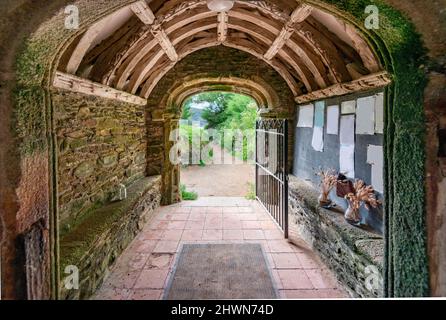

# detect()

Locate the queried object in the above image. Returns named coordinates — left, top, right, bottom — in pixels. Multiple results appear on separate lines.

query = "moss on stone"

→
left=306, top=0, right=429, bottom=297
left=59, top=176, right=161, bottom=269
left=12, top=86, right=48, bottom=155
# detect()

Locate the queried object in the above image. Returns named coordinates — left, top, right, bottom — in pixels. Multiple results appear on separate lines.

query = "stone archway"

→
left=1, top=0, right=444, bottom=299
left=165, top=76, right=280, bottom=110
left=142, top=46, right=297, bottom=207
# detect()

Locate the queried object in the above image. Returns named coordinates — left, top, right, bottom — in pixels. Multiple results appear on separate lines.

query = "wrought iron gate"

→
left=255, top=119, right=289, bottom=238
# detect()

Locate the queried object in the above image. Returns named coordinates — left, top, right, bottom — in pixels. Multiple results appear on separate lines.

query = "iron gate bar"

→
left=255, top=119, right=288, bottom=238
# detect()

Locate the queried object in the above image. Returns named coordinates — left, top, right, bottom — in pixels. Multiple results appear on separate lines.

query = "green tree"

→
left=186, top=92, right=258, bottom=161
left=181, top=103, right=192, bottom=120
left=198, top=92, right=235, bottom=129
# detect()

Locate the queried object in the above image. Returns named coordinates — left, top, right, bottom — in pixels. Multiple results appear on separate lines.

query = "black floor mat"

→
left=164, top=243, right=278, bottom=300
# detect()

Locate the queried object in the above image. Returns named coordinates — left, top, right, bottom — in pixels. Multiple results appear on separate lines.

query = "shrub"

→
left=180, top=184, right=198, bottom=201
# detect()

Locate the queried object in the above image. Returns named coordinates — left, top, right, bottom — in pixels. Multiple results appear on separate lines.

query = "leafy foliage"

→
left=180, top=184, right=198, bottom=200
left=181, top=104, right=192, bottom=120
left=196, top=92, right=236, bottom=129
left=185, top=92, right=257, bottom=161
left=245, top=182, right=256, bottom=200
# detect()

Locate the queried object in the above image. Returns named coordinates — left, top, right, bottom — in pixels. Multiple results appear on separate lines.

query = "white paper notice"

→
left=341, top=100, right=356, bottom=114
left=340, top=115, right=355, bottom=145
left=340, top=144, right=355, bottom=178
left=375, top=93, right=384, bottom=134
left=367, top=145, right=384, bottom=193
left=339, top=115, right=355, bottom=178
left=326, top=105, right=339, bottom=135
left=297, top=104, right=314, bottom=128
left=356, top=96, right=375, bottom=135
left=311, top=101, right=325, bottom=152
left=312, top=126, right=324, bottom=152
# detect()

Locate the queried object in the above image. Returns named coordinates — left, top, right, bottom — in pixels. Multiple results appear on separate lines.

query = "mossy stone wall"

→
left=308, top=0, right=429, bottom=297
left=147, top=46, right=296, bottom=117
left=147, top=46, right=297, bottom=182
left=53, top=90, right=149, bottom=233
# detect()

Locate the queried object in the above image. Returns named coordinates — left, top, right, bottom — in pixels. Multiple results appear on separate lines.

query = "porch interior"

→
left=2, top=0, right=442, bottom=301
left=92, top=197, right=347, bottom=300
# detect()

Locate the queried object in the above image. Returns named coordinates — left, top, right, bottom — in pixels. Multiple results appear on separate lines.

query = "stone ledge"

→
left=288, top=175, right=384, bottom=297
left=59, top=175, right=162, bottom=299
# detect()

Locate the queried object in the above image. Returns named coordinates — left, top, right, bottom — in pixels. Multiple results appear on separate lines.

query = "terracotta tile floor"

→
left=92, top=197, right=347, bottom=300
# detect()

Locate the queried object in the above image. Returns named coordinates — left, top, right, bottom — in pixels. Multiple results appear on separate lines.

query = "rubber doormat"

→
left=164, top=243, right=278, bottom=300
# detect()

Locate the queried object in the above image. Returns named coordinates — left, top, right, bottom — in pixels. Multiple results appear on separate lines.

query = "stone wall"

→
left=288, top=176, right=384, bottom=298
left=293, top=90, right=385, bottom=234
left=148, top=46, right=296, bottom=117
left=53, top=90, right=148, bottom=232
left=146, top=46, right=298, bottom=196
left=59, top=176, right=161, bottom=300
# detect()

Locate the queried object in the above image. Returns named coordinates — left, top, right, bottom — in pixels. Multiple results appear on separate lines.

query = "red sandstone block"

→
left=206, top=207, right=223, bottom=214
left=161, top=229, right=183, bottom=241
left=223, top=229, right=244, bottom=240
left=242, top=220, right=262, bottom=229
left=153, top=240, right=179, bottom=253
left=145, top=253, right=174, bottom=270
left=204, top=216, right=223, bottom=229
left=134, top=269, right=170, bottom=289
left=201, top=229, right=223, bottom=240
left=170, top=213, right=190, bottom=221
left=223, top=218, right=242, bottom=229
left=267, top=240, right=296, bottom=253
left=271, top=253, right=303, bottom=269
left=103, top=270, right=141, bottom=289
left=243, top=229, right=265, bottom=240
left=184, top=219, right=205, bottom=230
left=263, top=230, right=284, bottom=240
left=280, top=289, right=346, bottom=299
left=238, top=214, right=258, bottom=221
left=277, top=270, right=313, bottom=290
left=138, top=229, right=164, bottom=241
left=174, top=207, right=192, bottom=214
left=128, top=289, right=163, bottom=300
left=92, top=288, right=131, bottom=300
left=188, top=213, right=207, bottom=221
left=181, top=229, right=203, bottom=241
left=131, top=240, right=158, bottom=253
left=295, top=252, right=320, bottom=269
left=166, top=220, right=187, bottom=230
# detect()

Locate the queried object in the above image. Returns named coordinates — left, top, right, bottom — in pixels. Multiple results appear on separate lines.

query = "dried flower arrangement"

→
left=344, top=179, right=381, bottom=224
left=316, top=168, right=338, bottom=206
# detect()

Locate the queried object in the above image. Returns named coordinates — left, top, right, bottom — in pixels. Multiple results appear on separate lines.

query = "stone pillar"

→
left=162, top=117, right=181, bottom=205
left=146, top=109, right=165, bottom=177
left=146, top=108, right=181, bottom=205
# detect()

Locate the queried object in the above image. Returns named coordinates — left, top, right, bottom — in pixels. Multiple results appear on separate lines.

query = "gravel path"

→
left=180, top=145, right=255, bottom=197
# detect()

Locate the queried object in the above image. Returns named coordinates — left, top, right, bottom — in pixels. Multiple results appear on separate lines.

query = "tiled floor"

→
left=92, top=197, right=347, bottom=300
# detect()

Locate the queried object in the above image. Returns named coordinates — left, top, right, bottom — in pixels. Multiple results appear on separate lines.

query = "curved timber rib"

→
left=56, top=0, right=388, bottom=104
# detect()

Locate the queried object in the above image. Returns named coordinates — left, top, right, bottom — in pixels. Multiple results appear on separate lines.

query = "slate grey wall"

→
left=292, top=90, right=384, bottom=234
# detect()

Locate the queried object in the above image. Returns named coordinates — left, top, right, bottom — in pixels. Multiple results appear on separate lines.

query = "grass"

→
left=181, top=184, right=198, bottom=201
left=245, top=182, right=256, bottom=200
